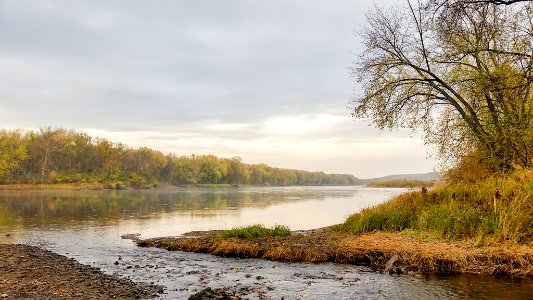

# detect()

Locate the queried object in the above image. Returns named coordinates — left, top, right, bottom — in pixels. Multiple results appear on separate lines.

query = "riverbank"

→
left=137, top=228, right=533, bottom=277
left=0, top=244, right=162, bottom=299
left=0, top=182, right=348, bottom=191
left=366, top=179, right=436, bottom=188
left=0, top=183, right=107, bottom=190
left=0, top=183, right=241, bottom=191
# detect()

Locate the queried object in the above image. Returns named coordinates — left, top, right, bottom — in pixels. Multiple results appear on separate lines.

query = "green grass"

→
left=366, top=179, right=436, bottom=188
left=217, top=224, right=291, bottom=239
left=338, top=170, right=533, bottom=244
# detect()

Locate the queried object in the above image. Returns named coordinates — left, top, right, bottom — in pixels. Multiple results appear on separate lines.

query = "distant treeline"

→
left=0, top=128, right=358, bottom=188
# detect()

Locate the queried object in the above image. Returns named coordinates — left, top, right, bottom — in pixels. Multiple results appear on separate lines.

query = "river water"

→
left=0, top=186, right=531, bottom=299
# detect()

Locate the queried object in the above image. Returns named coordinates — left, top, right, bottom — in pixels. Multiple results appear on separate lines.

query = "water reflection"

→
left=424, top=273, right=533, bottom=299
left=0, top=187, right=400, bottom=231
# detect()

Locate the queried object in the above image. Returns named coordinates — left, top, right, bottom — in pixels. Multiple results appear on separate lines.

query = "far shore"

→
left=137, top=228, right=533, bottom=278
left=0, top=182, right=367, bottom=191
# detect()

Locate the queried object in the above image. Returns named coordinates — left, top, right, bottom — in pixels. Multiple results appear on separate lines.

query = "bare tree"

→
left=433, top=0, right=531, bottom=6
left=351, top=0, right=533, bottom=171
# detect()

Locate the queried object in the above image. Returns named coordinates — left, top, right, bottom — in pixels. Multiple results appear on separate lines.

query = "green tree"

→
left=0, top=130, right=27, bottom=182
left=225, top=157, right=250, bottom=184
left=351, top=0, right=533, bottom=171
left=197, top=155, right=228, bottom=184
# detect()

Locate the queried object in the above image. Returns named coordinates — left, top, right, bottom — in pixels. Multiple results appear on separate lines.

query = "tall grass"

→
left=217, top=224, right=291, bottom=239
left=339, top=170, right=533, bottom=244
left=366, top=179, right=435, bottom=188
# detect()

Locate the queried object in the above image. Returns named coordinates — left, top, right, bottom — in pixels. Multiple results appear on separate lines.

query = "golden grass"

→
left=138, top=230, right=533, bottom=277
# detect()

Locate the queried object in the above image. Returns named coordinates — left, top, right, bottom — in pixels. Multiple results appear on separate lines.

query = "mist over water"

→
left=0, top=187, right=531, bottom=299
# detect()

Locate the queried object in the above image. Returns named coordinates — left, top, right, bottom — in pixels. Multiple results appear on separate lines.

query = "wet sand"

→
left=0, top=244, right=162, bottom=299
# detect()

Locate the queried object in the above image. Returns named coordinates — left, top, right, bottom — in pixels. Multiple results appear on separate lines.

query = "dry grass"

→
left=138, top=230, right=533, bottom=277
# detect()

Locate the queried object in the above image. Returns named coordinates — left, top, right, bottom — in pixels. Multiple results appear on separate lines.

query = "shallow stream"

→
left=0, top=187, right=531, bottom=299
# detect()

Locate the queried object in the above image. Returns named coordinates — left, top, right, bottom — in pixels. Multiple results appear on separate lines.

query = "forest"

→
left=0, top=128, right=358, bottom=188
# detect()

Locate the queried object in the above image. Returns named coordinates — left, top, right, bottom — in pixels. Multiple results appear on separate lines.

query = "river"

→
left=0, top=186, right=531, bottom=299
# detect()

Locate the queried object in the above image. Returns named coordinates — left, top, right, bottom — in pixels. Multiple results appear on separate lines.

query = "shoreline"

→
left=0, top=183, right=366, bottom=191
left=0, top=244, right=162, bottom=299
left=137, top=229, right=533, bottom=278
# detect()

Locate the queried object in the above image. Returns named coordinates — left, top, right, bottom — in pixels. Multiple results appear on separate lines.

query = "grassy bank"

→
left=138, top=229, right=533, bottom=276
left=338, top=170, right=533, bottom=244
left=366, top=179, right=435, bottom=188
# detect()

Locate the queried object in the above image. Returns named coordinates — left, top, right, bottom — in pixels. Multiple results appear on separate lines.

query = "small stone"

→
left=255, top=276, right=264, bottom=280
left=114, top=261, right=119, bottom=265
left=384, top=254, right=400, bottom=274
left=1, top=294, right=8, bottom=298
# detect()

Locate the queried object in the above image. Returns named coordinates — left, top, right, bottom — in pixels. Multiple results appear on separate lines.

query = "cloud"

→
left=0, top=0, right=435, bottom=177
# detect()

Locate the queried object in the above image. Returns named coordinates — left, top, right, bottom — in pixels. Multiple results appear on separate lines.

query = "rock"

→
left=384, top=254, right=400, bottom=274
left=188, top=287, right=242, bottom=300
left=255, top=276, right=264, bottom=280
left=1, top=293, right=8, bottom=298
left=121, top=233, right=141, bottom=241
left=114, top=261, right=119, bottom=265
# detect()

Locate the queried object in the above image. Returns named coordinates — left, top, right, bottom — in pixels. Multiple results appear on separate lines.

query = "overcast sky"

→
left=0, top=0, right=437, bottom=178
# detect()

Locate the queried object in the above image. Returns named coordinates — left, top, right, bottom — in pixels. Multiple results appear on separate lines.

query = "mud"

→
left=0, top=244, right=163, bottom=299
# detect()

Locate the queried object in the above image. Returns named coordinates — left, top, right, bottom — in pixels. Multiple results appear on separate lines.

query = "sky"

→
left=0, top=0, right=437, bottom=178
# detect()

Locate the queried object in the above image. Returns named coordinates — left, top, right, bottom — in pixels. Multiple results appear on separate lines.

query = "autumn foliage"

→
left=0, top=128, right=357, bottom=188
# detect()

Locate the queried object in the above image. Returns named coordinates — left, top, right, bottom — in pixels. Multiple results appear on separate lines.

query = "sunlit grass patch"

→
left=339, top=170, right=533, bottom=244
left=217, top=224, right=291, bottom=239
